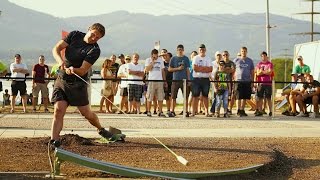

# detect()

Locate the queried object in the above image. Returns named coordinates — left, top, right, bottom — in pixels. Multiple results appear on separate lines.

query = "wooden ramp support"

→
left=54, top=148, right=264, bottom=179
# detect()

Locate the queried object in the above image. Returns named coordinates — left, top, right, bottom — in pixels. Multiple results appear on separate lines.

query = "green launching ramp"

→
left=54, top=148, right=264, bottom=179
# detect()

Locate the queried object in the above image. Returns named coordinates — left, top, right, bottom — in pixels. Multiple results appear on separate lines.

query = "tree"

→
left=272, top=58, right=293, bottom=89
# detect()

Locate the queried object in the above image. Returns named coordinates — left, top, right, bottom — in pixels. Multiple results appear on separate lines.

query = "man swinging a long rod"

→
left=49, top=23, right=125, bottom=148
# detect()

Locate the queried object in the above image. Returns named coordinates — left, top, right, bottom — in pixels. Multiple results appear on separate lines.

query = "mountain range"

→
left=0, top=0, right=319, bottom=65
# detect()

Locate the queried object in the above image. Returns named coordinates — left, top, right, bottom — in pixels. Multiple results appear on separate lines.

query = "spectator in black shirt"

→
left=50, top=23, right=125, bottom=148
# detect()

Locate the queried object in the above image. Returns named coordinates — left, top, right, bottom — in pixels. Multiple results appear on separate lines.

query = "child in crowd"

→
left=213, top=60, right=230, bottom=117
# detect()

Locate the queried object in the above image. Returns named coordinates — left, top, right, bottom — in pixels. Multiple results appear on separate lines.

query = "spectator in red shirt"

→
left=32, top=55, right=50, bottom=112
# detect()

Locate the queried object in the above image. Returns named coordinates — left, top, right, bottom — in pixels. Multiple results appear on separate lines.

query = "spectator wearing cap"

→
left=109, top=54, right=120, bottom=112
left=209, top=51, right=222, bottom=115
left=220, top=51, right=236, bottom=115
left=127, top=53, right=145, bottom=114
left=254, top=51, right=274, bottom=117
left=160, top=49, right=173, bottom=115
left=10, top=54, right=29, bottom=113
left=233, top=47, right=255, bottom=117
left=213, top=60, right=230, bottom=117
left=118, top=54, right=125, bottom=65
left=168, top=44, right=191, bottom=117
left=292, top=56, right=311, bottom=81
left=117, top=55, right=131, bottom=114
left=191, top=44, right=213, bottom=117
left=145, top=49, right=167, bottom=117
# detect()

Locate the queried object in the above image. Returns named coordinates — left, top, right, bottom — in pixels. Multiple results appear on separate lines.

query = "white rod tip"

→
left=177, top=156, right=189, bottom=166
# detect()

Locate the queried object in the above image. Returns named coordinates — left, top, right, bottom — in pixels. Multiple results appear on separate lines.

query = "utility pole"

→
left=266, top=0, right=271, bottom=59
left=292, top=0, right=320, bottom=42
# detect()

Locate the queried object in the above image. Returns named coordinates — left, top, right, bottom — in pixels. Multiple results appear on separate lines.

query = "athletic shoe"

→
left=179, top=111, right=183, bottom=115
left=32, top=108, right=37, bottom=113
left=168, top=112, right=175, bottom=117
left=158, top=112, right=166, bottom=117
left=255, top=111, right=263, bottom=116
left=227, top=109, right=232, bottom=115
left=224, top=113, right=230, bottom=118
left=48, top=139, right=61, bottom=150
left=143, top=111, right=148, bottom=114
left=269, top=112, right=272, bottom=117
left=98, top=128, right=113, bottom=139
left=296, top=112, right=305, bottom=117
left=309, top=112, right=319, bottom=118
left=153, top=110, right=157, bottom=115
left=147, top=111, right=152, bottom=117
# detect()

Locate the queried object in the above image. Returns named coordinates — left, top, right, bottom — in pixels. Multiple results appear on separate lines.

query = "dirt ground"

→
left=0, top=135, right=320, bottom=179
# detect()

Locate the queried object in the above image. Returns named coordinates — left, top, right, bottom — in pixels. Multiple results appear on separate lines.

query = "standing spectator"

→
left=168, top=44, right=191, bottom=117
left=117, top=55, right=131, bottom=114
left=254, top=51, right=274, bottom=116
left=233, top=47, right=255, bottom=117
left=118, top=54, right=125, bottom=65
left=145, top=49, right=167, bottom=117
left=32, top=55, right=50, bottom=112
left=188, top=51, right=197, bottom=113
left=191, top=44, right=213, bottom=117
left=209, top=51, right=222, bottom=114
left=292, top=56, right=311, bottom=78
left=161, top=49, right=173, bottom=115
left=109, top=54, right=119, bottom=112
left=99, top=59, right=115, bottom=113
left=10, top=54, right=29, bottom=113
left=213, top=60, right=230, bottom=117
left=127, top=53, right=144, bottom=114
left=222, top=51, right=236, bottom=115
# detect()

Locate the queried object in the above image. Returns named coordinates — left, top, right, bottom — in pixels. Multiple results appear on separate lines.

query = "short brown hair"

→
left=89, top=23, right=105, bottom=37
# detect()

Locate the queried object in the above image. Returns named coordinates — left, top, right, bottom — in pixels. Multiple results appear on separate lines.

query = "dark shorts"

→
left=303, top=96, right=319, bottom=104
left=128, top=84, right=143, bottom=102
left=11, top=81, right=27, bottom=96
left=256, top=84, right=272, bottom=99
left=120, top=88, right=128, bottom=96
left=164, top=82, right=172, bottom=100
left=235, top=82, right=252, bottom=100
left=171, top=81, right=190, bottom=99
left=192, top=78, right=210, bottom=97
left=51, top=78, right=89, bottom=106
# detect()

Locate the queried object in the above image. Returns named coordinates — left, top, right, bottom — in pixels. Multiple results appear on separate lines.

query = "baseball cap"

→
left=125, top=55, right=131, bottom=60
left=199, top=44, right=206, bottom=48
left=118, top=54, right=125, bottom=58
left=297, top=56, right=303, bottom=60
left=215, top=51, right=221, bottom=56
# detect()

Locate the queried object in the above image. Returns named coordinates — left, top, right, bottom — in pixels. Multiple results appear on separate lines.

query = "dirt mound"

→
left=60, top=134, right=94, bottom=146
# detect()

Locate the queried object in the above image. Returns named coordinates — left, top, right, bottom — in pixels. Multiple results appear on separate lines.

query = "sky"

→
left=7, top=0, right=320, bottom=23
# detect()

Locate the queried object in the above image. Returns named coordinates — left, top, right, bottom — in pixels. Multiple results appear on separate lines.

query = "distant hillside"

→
left=0, top=0, right=319, bottom=65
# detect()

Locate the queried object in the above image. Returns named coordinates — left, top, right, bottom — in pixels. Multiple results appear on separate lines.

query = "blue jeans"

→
left=215, top=90, right=229, bottom=112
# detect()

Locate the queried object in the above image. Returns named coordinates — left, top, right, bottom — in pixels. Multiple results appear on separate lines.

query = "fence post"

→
left=183, top=79, right=187, bottom=119
left=272, top=79, right=275, bottom=118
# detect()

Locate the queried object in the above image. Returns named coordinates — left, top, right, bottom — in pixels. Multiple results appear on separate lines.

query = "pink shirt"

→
left=256, top=61, right=273, bottom=85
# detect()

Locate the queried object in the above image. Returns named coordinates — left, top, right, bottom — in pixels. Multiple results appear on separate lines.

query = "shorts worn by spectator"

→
left=10, top=54, right=29, bottom=113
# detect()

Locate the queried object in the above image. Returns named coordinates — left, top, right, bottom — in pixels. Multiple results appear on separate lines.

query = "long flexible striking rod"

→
left=72, top=71, right=188, bottom=166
